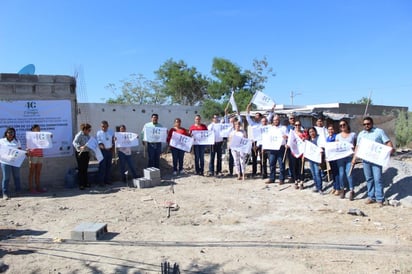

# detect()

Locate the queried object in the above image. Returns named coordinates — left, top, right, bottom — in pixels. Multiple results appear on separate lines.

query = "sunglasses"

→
left=339, top=124, right=346, bottom=127
left=363, top=123, right=371, bottom=126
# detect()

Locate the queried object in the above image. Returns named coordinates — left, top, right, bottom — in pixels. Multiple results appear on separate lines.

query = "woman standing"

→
left=72, top=123, right=92, bottom=190
left=228, top=121, right=247, bottom=181
left=167, top=118, right=189, bottom=175
left=117, top=125, right=138, bottom=181
left=307, top=127, right=323, bottom=193
left=0, top=127, right=22, bottom=200
left=189, top=115, right=208, bottom=176
left=27, top=124, right=46, bottom=194
left=336, top=119, right=357, bottom=200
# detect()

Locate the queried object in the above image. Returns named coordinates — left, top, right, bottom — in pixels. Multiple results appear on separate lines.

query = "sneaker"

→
left=278, top=180, right=285, bottom=185
left=340, top=190, right=346, bottom=199
left=264, top=180, right=274, bottom=184
left=172, top=171, right=178, bottom=176
left=2, top=193, right=10, bottom=200
left=178, top=170, right=185, bottom=175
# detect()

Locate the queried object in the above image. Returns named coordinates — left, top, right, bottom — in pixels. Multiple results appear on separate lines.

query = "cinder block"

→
left=150, top=177, right=161, bottom=186
left=143, top=167, right=161, bottom=180
left=71, top=222, right=108, bottom=240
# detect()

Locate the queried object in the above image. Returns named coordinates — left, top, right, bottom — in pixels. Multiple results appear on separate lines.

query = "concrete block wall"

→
left=0, top=73, right=78, bottom=189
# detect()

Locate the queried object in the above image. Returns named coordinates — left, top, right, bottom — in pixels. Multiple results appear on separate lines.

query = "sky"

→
left=1, top=0, right=411, bottom=110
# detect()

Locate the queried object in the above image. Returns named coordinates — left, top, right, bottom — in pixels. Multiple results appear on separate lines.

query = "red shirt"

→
left=167, top=127, right=189, bottom=145
left=189, top=123, right=208, bottom=134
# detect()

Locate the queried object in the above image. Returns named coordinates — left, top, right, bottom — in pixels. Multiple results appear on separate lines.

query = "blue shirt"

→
left=357, top=127, right=390, bottom=145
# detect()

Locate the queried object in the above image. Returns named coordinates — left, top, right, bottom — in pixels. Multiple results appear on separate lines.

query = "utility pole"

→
left=290, top=91, right=301, bottom=105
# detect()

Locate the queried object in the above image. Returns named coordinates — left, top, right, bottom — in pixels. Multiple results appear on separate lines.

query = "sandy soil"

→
left=0, top=152, right=411, bottom=274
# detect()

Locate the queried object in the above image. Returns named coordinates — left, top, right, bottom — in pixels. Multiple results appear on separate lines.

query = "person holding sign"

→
left=141, top=113, right=164, bottom=169
left=72, top=123, right=92, bottom=190
left=336, top=119, right=357, bottom=201
left=228, top=121, right=247, bottom=180
left=353, top=117, right=394, bottom=206
left=116, top=125, right=138, bottom=181
left=326, top=125, right=340, bottom=197
left=307, top=127, right=323, bottom=193
left=287, top=120, right=307, bottom=190
left=264, top=115, right=288, bottom=185
left=27, top=125, right=47, bottom=194
left=96, top=120, right=115, bottom=186
left=189, top=115, right=208, bottom=176
left=207, top=114, right=224, bottom=177
left=0, top=127, right=23, bottom=200
left=167, top=118, right=190, bottom=175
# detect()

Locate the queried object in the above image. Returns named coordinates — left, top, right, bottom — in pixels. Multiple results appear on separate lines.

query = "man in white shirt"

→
left=96, top=120, right=114, bottom=186
left=208, top=114, right=224, bottom=176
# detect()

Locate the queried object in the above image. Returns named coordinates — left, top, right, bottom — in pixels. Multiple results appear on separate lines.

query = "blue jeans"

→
left=329, top=160, right=340, bottom=190
left=98, top=149, right=113, bottom=184
left=147, top=143, right=161, bottom=168
left=209, top=142, right=223, bottom=175
left=1, top=163, right=21, bottom=195
left=337, top=156, right=354, bottom=190
left=193, top=145, right=206, bottom=174
left=171, top=147, right=185, bottom=172
left=268, top=146, right=286, bottom=182
left=118, top=151, right=138, bottom=179
left=363, top=160, right=384, bottom=202
left=309, top=160, right=322, bottom=191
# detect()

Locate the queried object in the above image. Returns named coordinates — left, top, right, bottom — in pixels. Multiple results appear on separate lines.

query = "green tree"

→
left=350, top=96, right=373, bottom=105
left=395, top=110, right=412, bottom=148
left=155, top=59, right=208, bottom=105
left=105, top=74, right=166, bottom=104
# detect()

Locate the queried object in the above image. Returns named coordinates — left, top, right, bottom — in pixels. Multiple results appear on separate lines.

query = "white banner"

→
left=170, top=132, right=193, bottom=152
left=0, top=146, right=27, bottom=167
left=356, top=138, right=392, bottom=167
left=229, top=91, right=238, bottom=113
left=115, top=132, right=139, bottom=148
left=26, top=131, right=53, bottom=149
left=251, top=125, right=271, bottom=142
left=251, top=91, right=275, bottom=109
left=192, top=130, right=215, bottom=145
left=230, top=134, right=252, bottom=154
left=0, top=100, right=73, bottom=157
left=324, top=141, right=353, bottom=161
left=303, top=140, right=323, bottom=164
left=287, top=131, right=305, bottom=158
left=219, top=124, right=232, bottom=138
left=86, top=137, right=103, bottom=162
left=144, top=127, right=167, bottom=143
left=262, top=127, right=283, bottom=150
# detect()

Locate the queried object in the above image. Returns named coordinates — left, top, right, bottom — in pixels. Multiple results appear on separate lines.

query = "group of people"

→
left=161, top=111, right=394, bottom=206
left=1, top=125, right=47, bottom=200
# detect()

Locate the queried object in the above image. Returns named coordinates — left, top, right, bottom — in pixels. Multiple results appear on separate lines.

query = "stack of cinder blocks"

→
left=133, top=167, right=161, bottom=188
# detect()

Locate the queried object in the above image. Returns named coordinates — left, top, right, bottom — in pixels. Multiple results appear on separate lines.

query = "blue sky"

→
left=1, top=0, right=411, bottom=110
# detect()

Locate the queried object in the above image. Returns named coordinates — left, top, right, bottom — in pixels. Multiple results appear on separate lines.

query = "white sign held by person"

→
left=287, top=131, right=305, bottom=158
left=252, top=125, right=271, bottom=142
left=85, top=137, right=104, bottom=162
left=170, top=132, right=193, bottom=152
left=192, top=130, right=215, bottom=145
left=303, top=140, right=323, bottom=163
left=26, top=131, right=53, bottom=149
left=219, top=123, right=232, bottom=138
left=324, top=141, right=353, bottom=161
left=115, top=132, right=139, bottom=148
left=230, top=134, right=252, bottom=154
left=0, top=147, right=27, bottom=167
left=262, top=127, right=283, bottom=150
left=356, top=138, right=392, bottom=167
left=229, top=90, right=238, bottom=113
left=250, top=91, right=275, bottom=109
left=144, top=127, right=167, bottom=143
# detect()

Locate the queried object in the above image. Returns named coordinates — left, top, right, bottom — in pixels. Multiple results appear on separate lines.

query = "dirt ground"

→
left=0, top=152, right=411, bottom=274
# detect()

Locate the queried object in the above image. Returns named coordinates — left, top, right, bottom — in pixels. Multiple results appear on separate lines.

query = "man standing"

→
left=354, top=117, right=394, bottom=206
left=208, top=114, right=224, bottom=177
left=96, top=120, right=114, bottom=186
left=265, top=115, right=288, bottom=185
left=142, top=113, right=163, bottom=168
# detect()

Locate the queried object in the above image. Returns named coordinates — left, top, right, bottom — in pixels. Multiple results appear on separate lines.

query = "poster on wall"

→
left=0, top=100, right=73, bottom=158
